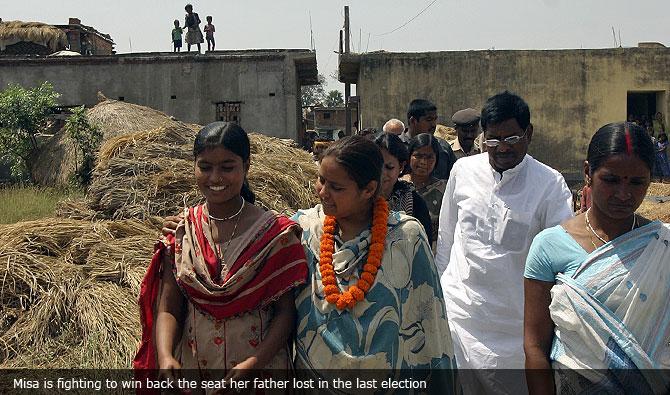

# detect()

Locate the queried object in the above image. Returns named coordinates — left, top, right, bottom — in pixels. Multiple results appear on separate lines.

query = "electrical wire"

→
left=375, top=0, right=439, bottom=37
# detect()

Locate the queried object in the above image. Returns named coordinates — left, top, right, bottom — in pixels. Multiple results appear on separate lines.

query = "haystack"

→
left=82, top=123, right=318, bottom=219
left=0, top=218, right=158, bottom=368
left=34, top=96, right=185, bottom=186
left=40, top=98, right=319, bottom=218
left=0, top=21, right=68, bottom=53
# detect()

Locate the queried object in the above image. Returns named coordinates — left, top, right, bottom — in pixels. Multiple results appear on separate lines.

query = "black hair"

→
left=185, top=4, right=193, bottom=11
left=480, top=91, right=531, bottom=131
left=407, top=99, right=437, bottom=123
left=587, top=122, right=656, bottom=174
left=408, top=133, right=441, bottom=172
left=193, top=122, right=255, bottom=203
left=322, top=135, right=383, bottom=195
left=373, top=131, right=409, bottom=163
left=358, top=127, right=378, bottom=138
left=206, top=15, right=212, bottom=20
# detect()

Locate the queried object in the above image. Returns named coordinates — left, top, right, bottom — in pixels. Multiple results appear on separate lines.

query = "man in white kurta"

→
left=435, top=91, right=573, bottom=394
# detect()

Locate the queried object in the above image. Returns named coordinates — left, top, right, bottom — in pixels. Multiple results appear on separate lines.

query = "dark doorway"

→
left=627, top=91, right=656, bottom=125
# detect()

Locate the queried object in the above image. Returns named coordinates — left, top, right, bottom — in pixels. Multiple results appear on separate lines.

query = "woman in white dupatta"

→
left=523, top=122, right=670, bottom=394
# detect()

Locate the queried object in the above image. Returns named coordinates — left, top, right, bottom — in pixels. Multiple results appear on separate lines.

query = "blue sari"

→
left=291, top=205, right=455, bottom=391
left=549, top=221, right=670, bottom=393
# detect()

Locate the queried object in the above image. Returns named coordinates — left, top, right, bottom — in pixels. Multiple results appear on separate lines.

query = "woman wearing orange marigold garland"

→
left=291, top=136, right=454, bottom=384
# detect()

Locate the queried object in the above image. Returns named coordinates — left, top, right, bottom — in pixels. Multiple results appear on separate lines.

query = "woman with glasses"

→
left=524, top=122, right=669, bottom=393
left=403, top=133, right=448, bottom=250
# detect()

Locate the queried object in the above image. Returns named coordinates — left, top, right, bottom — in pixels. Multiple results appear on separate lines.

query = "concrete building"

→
left=0, top=49, right=318, bottom=140
left=339, top=45, right=670, bottom=179
left=55, top=18, right=115, bottom=55
left=313, top=106, right=359, bottom=139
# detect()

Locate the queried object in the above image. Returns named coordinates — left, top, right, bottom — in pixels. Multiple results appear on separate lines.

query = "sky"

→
left=4, top=0, right=670, bottom=92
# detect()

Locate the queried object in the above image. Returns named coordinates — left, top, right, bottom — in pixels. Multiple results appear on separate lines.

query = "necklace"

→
left=207, top=196, right=245, bottom=221
left=210, top=205, right=243, bottom=276
left=585, top=208, right=636, bottom=247
left=319, top=197, right=389, bottom=311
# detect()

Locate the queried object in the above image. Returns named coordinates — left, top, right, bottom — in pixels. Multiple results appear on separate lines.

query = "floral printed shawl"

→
left=291, top=205, right=455, bottom=388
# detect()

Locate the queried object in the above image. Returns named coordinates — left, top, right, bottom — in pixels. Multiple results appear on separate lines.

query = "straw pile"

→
left=34, top=96, right=181, bottom=186
left=40, top=98, right=319, bottom=217
left=637, top=182, right=670, bottom=222
left=54, top=98, right=319, bottom=219
left=0, top=217, right=159, bottom=368
left=79, top=122, right=318, bottom=219
left=0, top=21, right=68, bottom=52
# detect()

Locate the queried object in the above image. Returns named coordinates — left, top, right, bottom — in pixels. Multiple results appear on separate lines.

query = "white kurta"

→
left=435, top=153, right=573, bottom=394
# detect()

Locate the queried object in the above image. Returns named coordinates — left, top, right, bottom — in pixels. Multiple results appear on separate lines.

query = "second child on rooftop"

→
left=204, top=16, right=215, bottom=51
left=171, top=20, right=183, bottom=52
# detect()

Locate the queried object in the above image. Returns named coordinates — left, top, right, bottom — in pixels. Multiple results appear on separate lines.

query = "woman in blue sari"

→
left=292, top=136, right=455, bottom=391
left=523, top=122, right=670, bottom=394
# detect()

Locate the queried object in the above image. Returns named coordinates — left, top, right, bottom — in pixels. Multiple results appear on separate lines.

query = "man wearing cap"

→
left=399, top=99, right=457, bottom=180
left=436, top=91, right=573, bottom=394
left=450, top=108, right=483, bottom=159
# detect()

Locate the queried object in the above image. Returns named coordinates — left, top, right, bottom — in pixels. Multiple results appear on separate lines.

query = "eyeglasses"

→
left=484, top=129, right=528, bottom=148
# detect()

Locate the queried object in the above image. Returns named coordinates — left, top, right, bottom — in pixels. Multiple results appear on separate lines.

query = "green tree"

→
left=324, top=90, right=344, bottom=107
left=65, top=106, right=102, bottom=186
left=301, top=74, right=326, bottom=107
left=0, top=82, right=60, bottom=181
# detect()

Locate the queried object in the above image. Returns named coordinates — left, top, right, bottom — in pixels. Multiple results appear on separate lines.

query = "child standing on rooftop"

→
left=171, top=20, right=183, bottom=52
left=204, top=16, right=215, bottom=51
left=184, top=3, right=203, bottom=53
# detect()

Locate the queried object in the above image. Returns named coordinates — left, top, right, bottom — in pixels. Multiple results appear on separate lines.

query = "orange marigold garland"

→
left=319, top=197, right=389, bottom=310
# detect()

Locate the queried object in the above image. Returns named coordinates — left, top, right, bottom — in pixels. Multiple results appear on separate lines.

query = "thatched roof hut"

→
left=0, top=21, right=68, bottom=54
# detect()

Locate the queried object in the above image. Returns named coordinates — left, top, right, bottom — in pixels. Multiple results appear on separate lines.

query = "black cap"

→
left=452, top=108, right=480, bottom=126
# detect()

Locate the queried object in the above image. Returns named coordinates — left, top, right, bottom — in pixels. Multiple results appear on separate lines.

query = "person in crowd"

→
left=358, top=127, right=378, bottom=139
left=373, top=132, right=432, bottom=239
left=136, top=122, right=308, bottom=380
left=171, top=20, right=183, bottom=53
left=399, top=99, right=457, bottom=180
left=435, top=91, right=573, bottom=394
left=578, top=182, right=592, bottom=213
left=204, top=15, right=215, bottom=51
left=301, top=130, right=316, bottom=152
left=184, top=4, right=204, bottom=53
left=312, top=140, right=331, bottom=164
left=524, top=122, right=669, bottom=393
left=653, top=111, right=665, bottom=135
left=449, top=108, right=483, bottom=159
left=382, top=118, right=405, bottom=135
left=402, top=133, right=447, bottom=250
left=654, top=132, right=670, bottom=181
left=292, top=135, right=455, bottom=388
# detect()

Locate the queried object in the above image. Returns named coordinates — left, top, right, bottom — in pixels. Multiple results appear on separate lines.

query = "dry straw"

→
left=0, top=218, right=158, bottom=368
left=0, top=21, right=68, bottom=52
